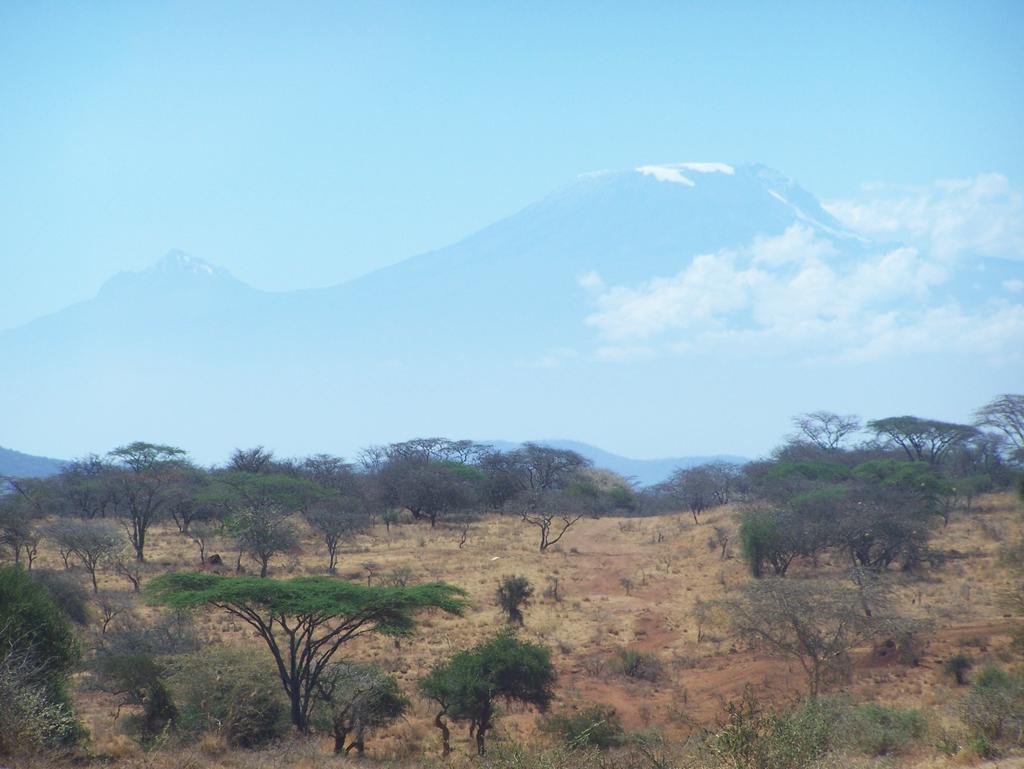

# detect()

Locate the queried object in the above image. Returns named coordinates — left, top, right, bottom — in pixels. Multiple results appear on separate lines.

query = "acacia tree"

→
left=213, top=469, right=324, bottom=516
left=58, top=455, right=119, bottom=519
left=375, top=458, right=480, bottom=528
left=313, top=661, right=409, bottom=754
left=228, top=506, right=298, bottom=578
left=792, top=411, right=861, bottom=451
left=974, top=394, right=1024, bottom=463
left=737, top=507, right=808, bottom=577
left=721, top=578, right=890, bottom=696
left=662, top=465, right=720, bottom=524
left=308, top=499, right=366, bottom=574
left=45, top=520, right=123, bottom=592
left=0, top=477, right=57, bottom=568
left=228, top=446, right=276, bottom=474
left=0, top=500, right=40, bottom=569
left=867, top=416, right=979, bottom=465
left=107, top=442, right=188, bottom=561
left=147, top=572, right=466, bottom=732
left=514, top=489, right=585, bottom=552
left=418, top=632, right=555, bottom=756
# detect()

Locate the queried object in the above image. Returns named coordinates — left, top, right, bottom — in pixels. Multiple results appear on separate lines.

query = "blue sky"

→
left=1, top=0, right=1023, bottom=329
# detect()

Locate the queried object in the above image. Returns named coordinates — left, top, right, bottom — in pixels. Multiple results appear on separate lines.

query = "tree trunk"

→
left=476, top=710, right=491, bottom=755
left=290, top=689, right=306, bottom=733
left=346, top=732, right=365, bottom=755
left=134, top=521, right=146, bottom=561
left=333, top=724, right=349, bottom=754
left=435, top=711, right=451, bottom=757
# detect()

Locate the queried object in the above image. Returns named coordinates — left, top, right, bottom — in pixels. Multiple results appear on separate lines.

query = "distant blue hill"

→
left=0, top=446, right=66, bottom=478
left=484, top=439, right=746, bottom=487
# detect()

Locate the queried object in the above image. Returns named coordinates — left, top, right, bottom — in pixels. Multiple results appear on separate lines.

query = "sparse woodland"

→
left=1, top=397, right=1023, bottom=768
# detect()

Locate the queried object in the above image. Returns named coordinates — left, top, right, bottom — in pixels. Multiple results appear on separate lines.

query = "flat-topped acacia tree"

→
left=147, top=572, right=467, bottom=732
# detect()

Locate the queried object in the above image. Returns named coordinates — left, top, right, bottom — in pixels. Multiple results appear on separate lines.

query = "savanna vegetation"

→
left=1, top=394, right=1023, bottom=768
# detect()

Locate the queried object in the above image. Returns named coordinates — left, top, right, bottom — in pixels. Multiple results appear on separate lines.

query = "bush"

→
left=0, top=566, right=81, bottom=693
left=544, top=704, right=626, bottom=749
left=496, top=575, right=533, bottom=625
left=959, top=665, right=1024, bottom=741
left=0, top=650, right=81, bottom=756
left=706, top=691, right=837, bottom=769
left=970, top=734, right=999, bottom=759
left=29, top=569, right=91, bottom=626
left=838, top=703, right=926, bottom=756
left=0, top=565, right=82, bottom=755
left=945, top=653, right=972, bottom=685
left=313, top=661, right=408, bottom=754
left=617, top=648, right=664, bottom=682
left=93, top=652, right=176, bottom=745
left=166, top=647, right=289, bottom=747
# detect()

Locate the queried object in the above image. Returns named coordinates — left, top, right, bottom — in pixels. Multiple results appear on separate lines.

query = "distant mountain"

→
left=1, top=163, right=1019, bottom=462
left=0, top=446, right=65, bottom=478
left=485, top=439, right=746, bottom=487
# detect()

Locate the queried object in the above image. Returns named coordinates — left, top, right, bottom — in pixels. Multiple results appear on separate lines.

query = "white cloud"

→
left=578, top=270, right=605, bottom=292
left=835, top=303, right=1024, bottom=363
left=823, top=173, right=1024, bottom=262
left=582, top=224, right=1022, bottom=364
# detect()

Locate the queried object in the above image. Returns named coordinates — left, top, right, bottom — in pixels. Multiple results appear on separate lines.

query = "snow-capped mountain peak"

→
left=635, top=161, right=736, bottom=185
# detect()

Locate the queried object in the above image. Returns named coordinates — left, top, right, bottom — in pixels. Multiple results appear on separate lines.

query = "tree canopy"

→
left=147, top=572, right=466, bottom=732
left=419, top=632, right=555, bottom=755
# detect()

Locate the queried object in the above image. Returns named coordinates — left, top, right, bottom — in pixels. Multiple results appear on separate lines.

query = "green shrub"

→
left=94, top=652, right=176, bottom=745
left=707, top=692, right=837, bottom=769
left=945, top=653, right=972, bottom=685
left=313, top=661, right=408, bottom=754
left=970, top=735, right=999, bottom=759
left=496, top=575, right=533, bottom=625
left=0, top=566, right=80, bottom=693
left=0, top=565, right=82, bottom=754
left=0, top=650, right=82, bottom=756
left=959, top=666, right=1024, bottom=741
left=838, top=703, right=926, bottom=756
left=934, top=728, right=961, bottom=757
left=29, top=569, right=91, bottom=626
left=166, top=647, right=288, bottom=747
left=544, top=704, right=626, bottom=749
left=617, top=648, right=664, bottom=682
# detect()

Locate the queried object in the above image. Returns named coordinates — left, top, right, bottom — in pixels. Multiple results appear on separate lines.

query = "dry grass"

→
left=19, top=493, right=1024, bottom=766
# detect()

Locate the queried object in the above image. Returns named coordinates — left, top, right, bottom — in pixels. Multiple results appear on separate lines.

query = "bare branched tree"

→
left=792, top=411, right=861, bottom=451
left=721, top=577, right=892, bottom=696
left=974, top=394, right=1024, bottom=462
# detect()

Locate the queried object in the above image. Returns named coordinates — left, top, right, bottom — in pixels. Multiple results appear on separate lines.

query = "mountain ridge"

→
left=1, top=161, right=1019, bottom=462
left=0, top=446, right=66, bottom=478
left=484, top=439, right=746, bottom=487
